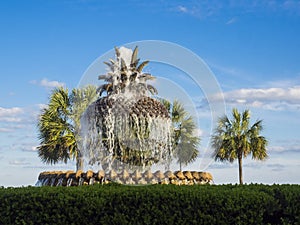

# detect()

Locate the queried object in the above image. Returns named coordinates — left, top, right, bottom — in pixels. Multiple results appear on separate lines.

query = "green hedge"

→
left=0, top=184, right=299, bottom=225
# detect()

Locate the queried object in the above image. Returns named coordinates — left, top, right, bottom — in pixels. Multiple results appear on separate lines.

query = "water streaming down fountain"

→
left=36, top=46, right=214, bottom=186
left=79, top=46, right=173, bottom=176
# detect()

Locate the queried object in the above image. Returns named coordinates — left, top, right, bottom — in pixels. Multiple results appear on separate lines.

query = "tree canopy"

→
left=211, top=108, right=268, bottom=184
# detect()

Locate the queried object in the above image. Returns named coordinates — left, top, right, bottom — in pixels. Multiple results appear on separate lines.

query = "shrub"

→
left=0, top=184, right=299, bottom=225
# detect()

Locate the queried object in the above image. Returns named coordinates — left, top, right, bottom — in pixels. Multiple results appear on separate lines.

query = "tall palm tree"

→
left=211, top=108, right=268, bottom=184
left=161, top=99, right=200, bottom=170
left=37, top=85, right=97, bottom=170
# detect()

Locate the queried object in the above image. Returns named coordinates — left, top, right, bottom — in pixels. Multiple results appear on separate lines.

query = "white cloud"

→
left=210, top=86, right=300, bottom=111
left=30, top=78, right=65, bottom=89
left=0, top=107, right=24, bottom=123
left=0, top=107, right=23, bottom=117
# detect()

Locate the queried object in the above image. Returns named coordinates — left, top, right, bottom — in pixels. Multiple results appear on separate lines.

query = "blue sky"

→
left=1, top=0, right=300, bottom=186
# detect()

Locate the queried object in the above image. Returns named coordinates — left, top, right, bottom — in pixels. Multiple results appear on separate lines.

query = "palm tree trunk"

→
left=76, top=153, right=84, bottom=171
left=179, top=161, right=182, bottom=171
left=238, top=154, right=243, bottom=185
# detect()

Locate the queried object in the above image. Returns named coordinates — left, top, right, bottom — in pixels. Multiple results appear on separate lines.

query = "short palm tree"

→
left=37, top=87, right=75, bottom=164
left=37, top=85, right=97, bottom=170
left=161, top=99, right=200, bottom=170
left=211, top=108, right=268, bottom=184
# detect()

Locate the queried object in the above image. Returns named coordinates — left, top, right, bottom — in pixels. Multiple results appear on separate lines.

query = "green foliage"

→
left=211, top=108, right=268, bottom=184
left=0, top=184, right=299, bottom=225
left=37, top=87, right=74, bottom=164
left=36, top=86, right=98, bottom=169
left=160, top=99, right=200, bottom=170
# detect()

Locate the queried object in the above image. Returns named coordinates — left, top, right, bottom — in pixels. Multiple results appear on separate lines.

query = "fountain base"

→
left=36, top=170, right=213, bottom=186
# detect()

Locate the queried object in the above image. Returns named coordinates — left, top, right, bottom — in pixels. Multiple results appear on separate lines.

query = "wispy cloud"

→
left=0, top=107, right=23, bottom=117
left=0, top=127, right=14, bottom=133
left=208, top=161, right=237, bottom=170
left=244, top=162, right=264, bottom=169
left=0, top=105, right=41, bottom=135
left=30, top=78, right=65, bottom=89
left=0, top=125, right=26, bottom=133
left=20, top=144, right=38, bottom=152
left=171, top=0, right=300, bottom=19
left=267, top=163, right=285, bottom=172
left=0, top=107, right=24, bottom=123
left=268, top=145, right=300, bottom=154
left=64, top=0, right=300, bottom=20
left=283, top=0, right=300, bottom=12
left=172, top=1, right=222, bottom=19
left=177, top=5, right=188, bottom=13
left=226, top=17, right=237, bottom=25
left=9, top=158, right=31, bottom=166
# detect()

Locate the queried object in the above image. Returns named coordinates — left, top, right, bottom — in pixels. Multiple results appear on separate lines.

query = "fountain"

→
left=80, top=46, right=172, bottom=173
left=36, top=46, right=213, bottom=186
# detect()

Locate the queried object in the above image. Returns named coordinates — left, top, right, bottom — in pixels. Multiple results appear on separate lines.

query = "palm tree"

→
left=161, top=99, right=200, bottom=170
left=37, top=87, right=75, bottom=165
left=211, top=108, right=268, bottom=184
left=37, top=85, right=97, bottom=170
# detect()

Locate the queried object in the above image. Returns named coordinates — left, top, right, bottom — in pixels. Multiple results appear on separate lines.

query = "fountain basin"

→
left=36, top=170, right=213, bottom=186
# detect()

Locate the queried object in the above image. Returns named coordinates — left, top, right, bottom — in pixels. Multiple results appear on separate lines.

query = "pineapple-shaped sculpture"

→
left=80, top=46, right=172, bottom=172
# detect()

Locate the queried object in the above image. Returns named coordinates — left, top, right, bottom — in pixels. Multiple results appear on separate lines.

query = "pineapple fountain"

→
left=80, top=46, right=172, bottom=172
left=36, top=46, right=213, bottom=186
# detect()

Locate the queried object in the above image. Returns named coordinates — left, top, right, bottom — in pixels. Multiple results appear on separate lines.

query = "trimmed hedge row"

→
left=0, top=184, right=299, bottom=225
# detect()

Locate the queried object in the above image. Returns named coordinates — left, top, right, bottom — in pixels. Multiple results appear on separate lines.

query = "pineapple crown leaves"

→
left=97, top=46, right=158, bottom=97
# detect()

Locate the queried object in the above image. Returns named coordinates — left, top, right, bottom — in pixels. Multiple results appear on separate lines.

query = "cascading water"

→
left=78, top=46, right=173, bottom=176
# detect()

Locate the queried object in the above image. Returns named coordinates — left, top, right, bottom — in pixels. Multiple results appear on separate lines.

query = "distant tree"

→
left=161, top=99, right=200, bottom=170
left=211, top=108, right=268, bottom=184
left=37, top=86, right=97, bottom=171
